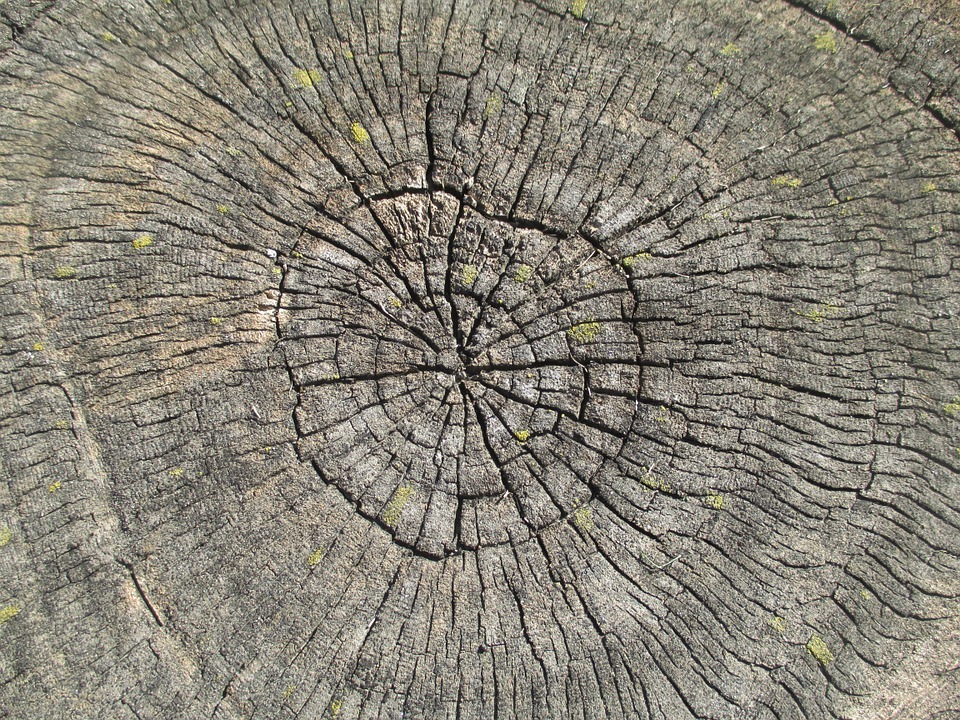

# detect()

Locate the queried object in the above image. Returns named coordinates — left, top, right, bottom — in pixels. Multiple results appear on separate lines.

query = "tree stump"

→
left=1, top=0, right=958, bottom=718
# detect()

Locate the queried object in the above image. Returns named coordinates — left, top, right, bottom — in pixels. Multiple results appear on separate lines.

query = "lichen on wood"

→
left=0, top=0, right=958, bottom=717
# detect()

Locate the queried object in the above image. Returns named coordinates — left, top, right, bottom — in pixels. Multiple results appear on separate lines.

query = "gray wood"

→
left=1, top=0, right=958, bottom=717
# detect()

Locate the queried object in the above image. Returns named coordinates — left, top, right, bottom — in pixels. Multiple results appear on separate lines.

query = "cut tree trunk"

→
left=1, top=0, right=958, bottom=718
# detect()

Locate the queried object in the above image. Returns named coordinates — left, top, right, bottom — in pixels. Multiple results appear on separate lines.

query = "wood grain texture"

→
left=0, top=0, right=958, bottom=718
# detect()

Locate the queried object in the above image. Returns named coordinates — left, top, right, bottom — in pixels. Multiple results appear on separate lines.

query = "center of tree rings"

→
left=280, top=191, right=644, bottom=558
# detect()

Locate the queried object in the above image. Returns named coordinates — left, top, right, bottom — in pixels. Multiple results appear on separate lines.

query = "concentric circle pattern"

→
left=284, top=190, right=644, bottom=556
left=1, top=0, right=958, bottom=717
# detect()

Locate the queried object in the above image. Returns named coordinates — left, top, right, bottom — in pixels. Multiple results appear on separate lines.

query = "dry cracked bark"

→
left=0, top=0, right=959, bottom=718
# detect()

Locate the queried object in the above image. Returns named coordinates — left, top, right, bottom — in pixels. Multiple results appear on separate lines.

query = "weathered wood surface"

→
left=1, top=0, right=958, bottom=717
